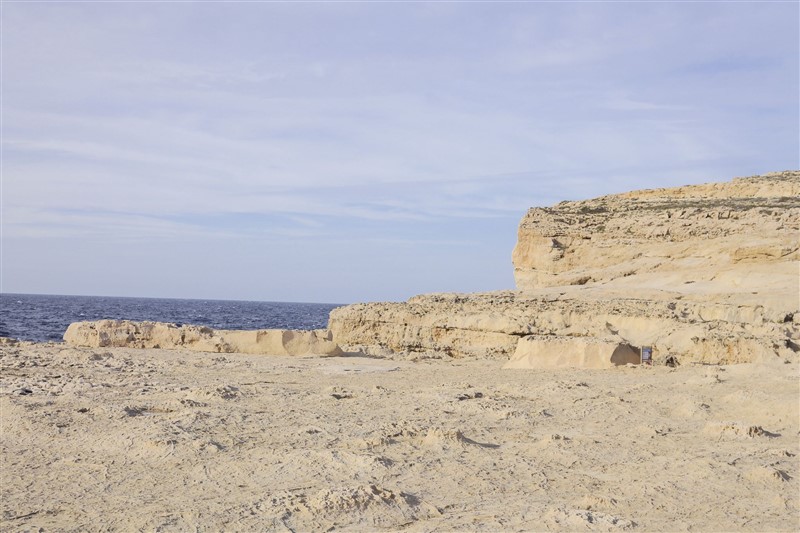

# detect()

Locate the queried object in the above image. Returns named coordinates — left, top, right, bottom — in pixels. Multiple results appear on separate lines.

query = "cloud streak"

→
left=2, top=1, right=797, bottom=301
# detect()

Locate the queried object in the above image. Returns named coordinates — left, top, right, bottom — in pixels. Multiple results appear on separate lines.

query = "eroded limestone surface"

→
left=329, top=290, right=797, bottom=365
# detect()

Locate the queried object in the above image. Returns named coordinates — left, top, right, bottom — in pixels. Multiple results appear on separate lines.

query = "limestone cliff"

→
left=512, top=170, right=799, bottom=290
left=330, top=171, right=800, bottom=366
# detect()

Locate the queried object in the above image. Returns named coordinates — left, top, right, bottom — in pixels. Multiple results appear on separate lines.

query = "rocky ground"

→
left=2, top=340, right=798, bottom=531
left=3, top=171, right=798, bottom=531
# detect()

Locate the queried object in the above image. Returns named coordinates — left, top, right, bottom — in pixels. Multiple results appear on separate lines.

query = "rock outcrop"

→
left=329, top=290, right=797, bottom=365
left=512, top=170, right=799, bottom=290
left=503, top=336, right=641, bottom=370
left=64, top=320, right=343, bottom=357
left=330, top=171, right=800, bottom=366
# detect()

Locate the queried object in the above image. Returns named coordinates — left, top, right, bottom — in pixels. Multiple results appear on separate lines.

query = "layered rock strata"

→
left=512, top=170, right=799, bottom=290
left=329, top=290, right=798, bottom=365
left=330, top=171, right=800, bottom=366
left=64, top=320, right=343, bottom=357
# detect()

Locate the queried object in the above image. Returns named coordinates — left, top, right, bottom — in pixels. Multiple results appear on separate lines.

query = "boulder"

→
left=503, top=336, right=641, bottom=369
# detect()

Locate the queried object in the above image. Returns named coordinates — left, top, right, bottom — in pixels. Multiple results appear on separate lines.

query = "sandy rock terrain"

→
left=4, top=171, right=798, bottom=531
left=1, top=340, right=797, bottom=531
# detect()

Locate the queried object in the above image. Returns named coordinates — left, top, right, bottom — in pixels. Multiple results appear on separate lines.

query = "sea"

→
left=0, top=293, right=344, bottom=343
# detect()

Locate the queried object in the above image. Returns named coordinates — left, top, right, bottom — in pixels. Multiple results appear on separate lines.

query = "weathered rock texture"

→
left=64, top=320, right=343, bottom=357
left=330, top=171, right=800, bottom=366
left=503, top=336, right=641, bottom=370
left=513, top=170, right=799, bottom=290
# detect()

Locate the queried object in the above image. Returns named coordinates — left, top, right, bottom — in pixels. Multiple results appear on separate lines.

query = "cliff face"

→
left=512, top=170, right=799, bottom=290
left=330, top=171, right=800, bottom=366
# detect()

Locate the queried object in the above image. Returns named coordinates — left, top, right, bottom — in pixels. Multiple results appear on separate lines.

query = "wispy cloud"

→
left=2, top=1, right=797, bottom=301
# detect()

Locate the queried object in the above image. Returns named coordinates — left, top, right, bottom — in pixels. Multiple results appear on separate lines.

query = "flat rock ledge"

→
left=64, top=320, right=343, bottom=357
left=329, top=291, right=799, bottom=367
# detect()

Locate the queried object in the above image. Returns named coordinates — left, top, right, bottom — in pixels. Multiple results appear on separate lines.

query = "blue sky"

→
left=2, top=1, right=798, bottom=303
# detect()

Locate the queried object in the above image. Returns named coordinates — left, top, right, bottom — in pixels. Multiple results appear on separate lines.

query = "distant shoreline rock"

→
left=64, top=320, right=343, bottom=357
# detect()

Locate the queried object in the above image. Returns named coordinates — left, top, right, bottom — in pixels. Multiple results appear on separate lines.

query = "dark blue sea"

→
left=0, top=293, right=344, bottom=343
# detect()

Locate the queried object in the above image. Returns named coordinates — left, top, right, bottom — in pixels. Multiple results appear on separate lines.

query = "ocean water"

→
left=0, top=293, right=344, bottom=343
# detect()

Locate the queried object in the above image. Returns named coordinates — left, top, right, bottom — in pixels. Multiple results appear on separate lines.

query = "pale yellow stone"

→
left=64, top=320, right=343, bottom=357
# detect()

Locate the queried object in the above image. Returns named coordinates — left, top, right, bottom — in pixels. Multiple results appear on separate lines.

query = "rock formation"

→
left=64, top=320, right=343, bottom=357
left=503, top=336, right=641, bottom=370
left=330, top=171, right=800, bottom=367
left=512, top=170, right=799, bottom=290
left=61, top=172, right=798, bottom=367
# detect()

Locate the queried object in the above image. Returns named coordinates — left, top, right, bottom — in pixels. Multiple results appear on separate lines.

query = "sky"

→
left=1, top=1, right=798, bottom=304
